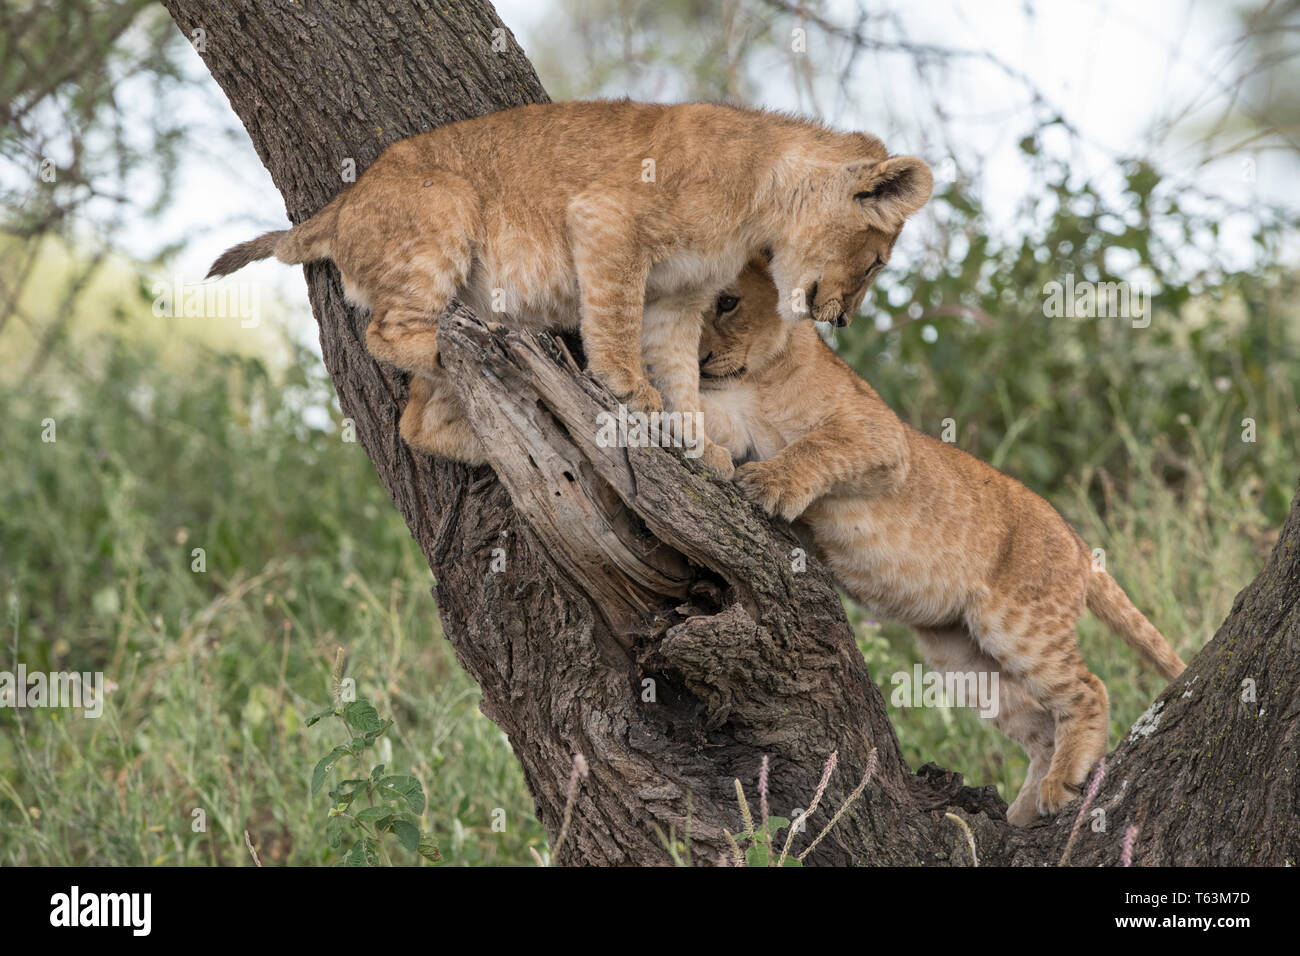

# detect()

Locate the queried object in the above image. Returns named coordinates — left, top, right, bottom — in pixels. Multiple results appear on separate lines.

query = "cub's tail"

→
left=1087, top=568, right=1185, bottom=681
left=206, top=192, right=346, bottom=279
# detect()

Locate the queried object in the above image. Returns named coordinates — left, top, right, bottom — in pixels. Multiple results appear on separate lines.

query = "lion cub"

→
left=206, top=100, right=931, bottom=475
left=698, top=261, right=1186, bottom=825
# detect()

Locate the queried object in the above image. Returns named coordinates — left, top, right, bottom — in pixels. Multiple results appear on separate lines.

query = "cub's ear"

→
left=846, top=156, right=933, bottom=228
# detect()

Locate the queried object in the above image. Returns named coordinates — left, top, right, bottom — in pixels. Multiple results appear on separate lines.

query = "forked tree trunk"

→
left=162, top=0, right=1299, bottom=866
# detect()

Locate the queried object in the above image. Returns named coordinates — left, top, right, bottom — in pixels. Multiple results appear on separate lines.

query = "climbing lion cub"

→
left=698, top=261, right=1185, bottom=825
left=206, top=100, right=931, bottom=475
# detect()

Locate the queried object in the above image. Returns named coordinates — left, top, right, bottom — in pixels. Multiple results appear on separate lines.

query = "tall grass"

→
left=0, top=299, right=1290, bottom=863
left=0, top=332, right=543, bottom=865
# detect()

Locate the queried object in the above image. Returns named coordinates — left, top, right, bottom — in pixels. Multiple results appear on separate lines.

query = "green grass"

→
left=0, top=312, right=1286, bottom=864
left=0, top=331, right=544, bottom=865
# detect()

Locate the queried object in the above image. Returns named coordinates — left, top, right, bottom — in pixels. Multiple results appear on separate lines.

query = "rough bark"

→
left=163, top=0, right=1299, bottom=866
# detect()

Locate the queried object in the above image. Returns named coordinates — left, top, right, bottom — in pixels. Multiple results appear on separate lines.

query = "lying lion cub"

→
left=699, top=261, right=1185, bottom=825
left=206, top=101, right=931, bottom=476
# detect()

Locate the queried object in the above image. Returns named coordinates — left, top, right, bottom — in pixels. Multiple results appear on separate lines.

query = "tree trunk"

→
left=162, top=0, right=1299, bottom=866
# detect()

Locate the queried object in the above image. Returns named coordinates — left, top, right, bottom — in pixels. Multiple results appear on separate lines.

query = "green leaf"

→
left=417, top=834, right=441, bottom=862
left=361, top=838, right=380, bottom=865
left=361, top=721, right=392, bottom=744
left=312, top=746, right=350, bottom=794
left=328, top=778, right=366, bottom=801
left=354, top=805, right=393, bottom=827
left=325, top=814, right=349, bottom=849
left=343, top=700, right=386, bottom=733
left=304, top=706, right=336, bottom=727
left=344, top=837, right=380, bottom=866
left=377, top=775, right=425, bottom=814
left=392, top=820, right=420, bottom=852
left=745, top=843, right=770, bottom=867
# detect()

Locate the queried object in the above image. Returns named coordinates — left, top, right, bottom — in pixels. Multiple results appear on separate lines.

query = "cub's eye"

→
left=716, top=294, right=740, bottom=316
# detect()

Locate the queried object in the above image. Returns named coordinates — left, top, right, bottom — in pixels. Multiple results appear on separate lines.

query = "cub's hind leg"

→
left=340, top=167, right=480, bottom=375
left=913, top=626, right=1056, bottom=827
left=399, top=372, right=488, bottom=466
left=977, top=618, right=1107, bottom=819
left=366, top=302, right=448, bottom=375
left=1034, top=660, right=1108, bottom=818
left=992, top=677, right=1058, bottom=826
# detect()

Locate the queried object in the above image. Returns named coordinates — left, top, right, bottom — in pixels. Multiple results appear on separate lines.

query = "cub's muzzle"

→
left=812, top=296, right=846, bottom=326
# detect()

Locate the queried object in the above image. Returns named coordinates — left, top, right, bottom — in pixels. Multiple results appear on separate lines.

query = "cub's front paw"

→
left=697, top=439, right=735, bottom=479
left=596, top=368, right=663, bottom=416
left=734, top=460, right=815, bottom=521
left=626, top=379, right=665, bottom=416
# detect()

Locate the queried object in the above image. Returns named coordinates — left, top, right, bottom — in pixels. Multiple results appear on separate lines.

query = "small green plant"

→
left=725, top=749, right=878, bottom=867
left=731, top=802, right=799, bottom=868
left=306, top=650, right=441, bottom=866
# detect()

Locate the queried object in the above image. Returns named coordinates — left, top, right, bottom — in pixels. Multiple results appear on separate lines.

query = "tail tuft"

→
left=1087, top=568, right=1186, bottom=681
left=206, top=230, right=288, bottom=278
left=207, top=193, right=345, bottom=279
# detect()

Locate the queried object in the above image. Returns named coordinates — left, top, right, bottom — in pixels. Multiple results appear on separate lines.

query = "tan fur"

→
left=399, top=372, right=488, bottom=467
left=698, top=261, right=1186, bottom=826
left=207, top=100, right=931, bottom=474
